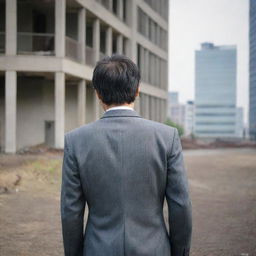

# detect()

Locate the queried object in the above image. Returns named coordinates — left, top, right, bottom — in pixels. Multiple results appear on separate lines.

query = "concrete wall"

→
left=16, top=76, right=44, bottom=150
left=65, top=83, right=78, bottom=131
left=15, top=76, right=78, bottom=150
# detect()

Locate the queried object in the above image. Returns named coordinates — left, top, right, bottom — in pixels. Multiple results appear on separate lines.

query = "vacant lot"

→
left=0, top=148, right=255, bottom=256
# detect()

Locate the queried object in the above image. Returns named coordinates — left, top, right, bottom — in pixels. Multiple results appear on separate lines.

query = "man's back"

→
left=61, top=109, right=192, bottom=256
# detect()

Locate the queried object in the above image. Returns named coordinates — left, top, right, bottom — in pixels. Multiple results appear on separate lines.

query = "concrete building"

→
left=194, top=42, right=243, bottom=139
left=0, top=0, right=169, bottom=153
left=249, top=0, right=256, bottom=140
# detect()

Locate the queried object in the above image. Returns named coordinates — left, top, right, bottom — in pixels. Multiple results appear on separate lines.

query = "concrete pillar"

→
left=109, top=0, right=113, bottom=11
left=152, top=96, right=156, bottom=121
left=106, top=27, right=113, bottom=56
left=163, top=99, right=167, bottom=122
left=117, top=34, right=123, bottom=54
left=139, top=46, right=145, bottom=81
left=55, top=72, right=65, bottom=148
left=118, top=0, right=124, bottom=20
left=144, top=94, right=150, bottom=119
left=129, top=0, right=137, bottom=62
left=78, top=8, right=86, bottom=64
left=77, top=80, right=86, bottom=126
left=161, top=99, right=165, bottom=123
left=145, top=49, right=149, bottom=83
left=93, top=18, right=100, bottom=63
left=156, top=57, right=160, bottom=87
left=5, top=71, right=17, bottom=153
left=134, top=94, right=140, bottom=115
left=93, top=18, right=100, bottom=120
left=55, top=0, right=66, bottom=57
left=6, top=0, right=17, bottom=55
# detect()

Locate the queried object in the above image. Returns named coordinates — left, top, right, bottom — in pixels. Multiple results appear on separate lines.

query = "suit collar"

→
left=100, top=109, right=142, bottom=119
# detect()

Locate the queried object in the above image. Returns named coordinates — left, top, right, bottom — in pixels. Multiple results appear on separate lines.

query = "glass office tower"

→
left=194, top=42, right=240, bottom=138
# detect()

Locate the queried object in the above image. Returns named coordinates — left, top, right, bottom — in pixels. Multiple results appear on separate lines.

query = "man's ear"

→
left=135, top=86, right=140, bottom=97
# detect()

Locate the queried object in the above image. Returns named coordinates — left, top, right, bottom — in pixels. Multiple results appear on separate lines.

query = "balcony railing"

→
left=65, top=36, right=83, bottom=63
left=0, top=32, right=5, bottom=54
left=17, top=32, right=54, bottom=55
left=86, top=46, right=96, bottom=66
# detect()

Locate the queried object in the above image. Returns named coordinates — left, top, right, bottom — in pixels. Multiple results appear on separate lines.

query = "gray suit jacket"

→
left=61, top=109, right=192, bottom=256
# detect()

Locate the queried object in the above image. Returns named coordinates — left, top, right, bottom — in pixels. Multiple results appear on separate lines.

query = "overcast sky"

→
left=168, top=0, right=249, bottom=124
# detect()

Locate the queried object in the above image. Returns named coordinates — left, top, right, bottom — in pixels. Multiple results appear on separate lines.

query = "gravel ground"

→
left=0, top=148, right=255, bottom=256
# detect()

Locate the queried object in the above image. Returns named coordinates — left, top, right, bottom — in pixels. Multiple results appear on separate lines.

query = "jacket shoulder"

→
left=139, top=118, right=177, bottom=135
left=64, top=120, right=98, bottom=142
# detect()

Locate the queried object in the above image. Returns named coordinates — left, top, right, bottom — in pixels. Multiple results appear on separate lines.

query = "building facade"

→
left=194, top=42, right=243, bottom=139
left=249, top=0, right=256, bottom=140
left=0, top=0, right=169, bottom=153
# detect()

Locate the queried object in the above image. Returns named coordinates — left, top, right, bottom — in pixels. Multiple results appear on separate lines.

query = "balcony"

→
left=86, top=46, right=96, bottom=66
left=1, top=32, right=99, bottom=66
left=65, top=36, right=83, bottom=63
left=17, top=32, right=54, bottom=56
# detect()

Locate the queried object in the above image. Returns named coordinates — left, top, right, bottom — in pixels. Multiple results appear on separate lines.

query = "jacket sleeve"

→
left=61, top=134, right=86, bottom=256
left=165, top=128, right=192, bottom=256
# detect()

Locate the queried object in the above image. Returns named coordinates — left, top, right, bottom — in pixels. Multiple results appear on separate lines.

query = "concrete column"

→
left=6, top=0, right=17, bottom=55
left=93, top=18, right=100, bottom=63
left=5, top=71, right=17, bottom=153
left=130, top=0, right=137, bottom=62
left=161, top=99, right=165, bottom=123
left=144, top=94, right=150, bottom=119
left=94, top=90, right=100, bottom=120
left=117, top=34, right=123, bottom=54
left=55, top=0, right=66, bottom=57
left=77, top=79, right=86, bottom=126
left=163, top=99, right=167, bottom=122
left=156, top=57, right=160, bottom=87
left=93, top=18, right=100, bottom=120
left=152, top=96, right=156, bottom=121
left=118, top=0, right=124, bottom=20
left=134, top=94, right=140, bottom=115
left=144, top=49, right=149, bottom=83
left=106, top=27, right=113, bottom=56
left=109, top=0, right=113, bottom=11
left=54, top=72, right=65, bottom=148
left=139, top=46, right=145, bottom=80
left=78, top=8, right=86, bottom=64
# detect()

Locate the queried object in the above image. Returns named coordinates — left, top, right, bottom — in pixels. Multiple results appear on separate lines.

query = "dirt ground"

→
left=0, top=148, right=255, bottom=256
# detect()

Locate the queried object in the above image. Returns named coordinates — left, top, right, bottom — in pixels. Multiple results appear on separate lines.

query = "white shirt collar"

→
left=105, top=106, right=134, bottom=112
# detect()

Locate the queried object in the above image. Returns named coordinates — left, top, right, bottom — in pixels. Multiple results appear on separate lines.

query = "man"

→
left=61, top=54, right=192, bottom=256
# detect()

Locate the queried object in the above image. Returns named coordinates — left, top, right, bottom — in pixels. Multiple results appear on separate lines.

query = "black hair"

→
left=92, top=54, right=141, bottom=105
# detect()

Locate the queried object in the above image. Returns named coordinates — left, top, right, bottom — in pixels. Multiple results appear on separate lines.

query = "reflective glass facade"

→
left=194, top=43, right=238, bottom=138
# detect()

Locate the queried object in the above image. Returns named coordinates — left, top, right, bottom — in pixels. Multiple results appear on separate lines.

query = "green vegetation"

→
left=164, top=118, right=184, bottom=136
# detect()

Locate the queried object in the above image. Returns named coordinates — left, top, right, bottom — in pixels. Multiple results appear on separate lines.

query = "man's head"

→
left=92, top=54, right=141, bottom=106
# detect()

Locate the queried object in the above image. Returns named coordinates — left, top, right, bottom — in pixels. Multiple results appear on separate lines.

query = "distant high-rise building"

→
left=249, top=0, right=256, bottom=140
left=194, top=42, right=243, bottom=139
left=167, top=92, right=195, bottom=136
left=167, top=92, right=185, bottom=128
left=168, top=91, right=179, bottom=105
